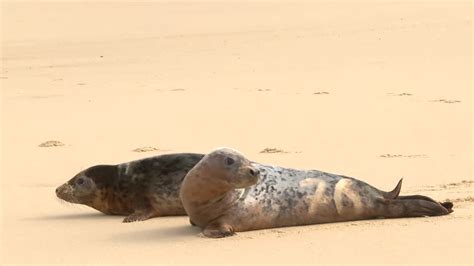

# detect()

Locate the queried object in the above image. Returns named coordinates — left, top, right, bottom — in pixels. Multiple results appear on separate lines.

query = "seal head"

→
left=180, top=148, right=260, bottom=237
left=56, top=165, right=123, bottom=212
left=197, top=148, right=260, bottom=189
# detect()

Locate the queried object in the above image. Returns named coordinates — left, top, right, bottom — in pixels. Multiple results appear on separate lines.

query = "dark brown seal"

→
left=180, top=148, right=453, bottom=238
left=56, top=153, right=204, bottom=222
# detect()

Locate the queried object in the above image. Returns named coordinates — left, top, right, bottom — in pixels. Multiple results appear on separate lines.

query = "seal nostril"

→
left=249, top=169, right=259, bottom=176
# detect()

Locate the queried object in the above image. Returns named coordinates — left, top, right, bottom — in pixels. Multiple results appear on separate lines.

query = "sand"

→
left=1, top=0, right=472, bottom=264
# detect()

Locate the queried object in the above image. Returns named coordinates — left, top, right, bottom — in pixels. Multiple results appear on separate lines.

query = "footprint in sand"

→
left=415, top=180, right=474, bottom=204
left=442, top=180, right=473, bottom=203
left=31, top=94, right=63, bottom=99
left=259, top=148, right=302, bottom=154
left=38, top=140, right=65, bottom=147
left=430, top=99, right=461, bottom=104
left=447, top=196, right=474, bottom=203
left=440, top=180, right=473, bottom=189
left=132, top=146, right=169, bottom=153
left=379, top=154, right=428, bottom=158
left=388, top=92, right=412, bottom=96
left=260, top=148, right=289, bottom=154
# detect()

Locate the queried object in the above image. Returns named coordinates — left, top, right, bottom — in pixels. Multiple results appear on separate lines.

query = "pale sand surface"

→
left=1, top=1, right=472, bottom=264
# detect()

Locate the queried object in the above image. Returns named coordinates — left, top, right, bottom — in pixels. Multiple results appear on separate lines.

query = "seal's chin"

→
left=55, top=184, right=79, bottom=204
left=233, top=175, right=259, bottom=189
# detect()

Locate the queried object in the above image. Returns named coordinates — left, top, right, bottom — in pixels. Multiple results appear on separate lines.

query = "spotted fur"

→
left=180, top=148, right=453, bottom=238
left=56, top=153, right=204, bottom=222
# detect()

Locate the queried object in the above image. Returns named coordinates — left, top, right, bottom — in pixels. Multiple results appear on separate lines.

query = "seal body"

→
left=180, top=148, right=453, bottom=238
left=56, top=153, right=204, bottom=222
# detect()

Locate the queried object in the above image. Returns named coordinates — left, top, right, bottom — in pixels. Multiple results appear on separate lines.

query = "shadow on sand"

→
left=23, top=212, right=201, bottom=241
left=109, top=222, right=202, bottom=242
left=22, top=212, right=119, bottom=221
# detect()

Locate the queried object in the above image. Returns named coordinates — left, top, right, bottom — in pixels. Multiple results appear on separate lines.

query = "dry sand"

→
left=1, top=0, right=472, bottom=264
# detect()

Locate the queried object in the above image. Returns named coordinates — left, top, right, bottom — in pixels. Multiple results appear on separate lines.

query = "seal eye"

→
left=225, top=157, right=235, bottom=166
left=76, top=178, right=85, bottom=185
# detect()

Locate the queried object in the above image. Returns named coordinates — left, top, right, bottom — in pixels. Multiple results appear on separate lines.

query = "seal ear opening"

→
left=382, top=178, right=403, bottom=199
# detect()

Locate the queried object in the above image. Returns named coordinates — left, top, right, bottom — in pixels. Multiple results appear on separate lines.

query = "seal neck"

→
left=86, top=164, right=134, bottom=215
left=180, top=169, right=240, bottom=226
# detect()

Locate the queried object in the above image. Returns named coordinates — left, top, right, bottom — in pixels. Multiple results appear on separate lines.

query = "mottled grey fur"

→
left=180, top=148, right=453, bottom=238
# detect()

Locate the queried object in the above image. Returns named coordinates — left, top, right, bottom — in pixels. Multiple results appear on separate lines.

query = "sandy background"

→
left=1, top=0, right=472, bottom=264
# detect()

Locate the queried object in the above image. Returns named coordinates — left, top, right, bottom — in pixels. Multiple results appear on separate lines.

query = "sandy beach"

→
left=1, top=1, right=472, bottom=264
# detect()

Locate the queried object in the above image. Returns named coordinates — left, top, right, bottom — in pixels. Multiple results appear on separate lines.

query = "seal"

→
left=56, top=153, right=204, bottom=222
left=180, top=148, right=453, bottom=238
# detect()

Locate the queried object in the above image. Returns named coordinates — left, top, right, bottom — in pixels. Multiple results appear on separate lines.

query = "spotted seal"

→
left=56, top=153, right=204, bottom=222
left=180, top=148, right=453, bottom=238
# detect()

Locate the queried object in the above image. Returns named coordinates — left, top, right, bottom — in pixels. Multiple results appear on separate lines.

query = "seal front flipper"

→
left=202, top=221, right=235, bottom=238
left=122, top=207, right=159, bottom=223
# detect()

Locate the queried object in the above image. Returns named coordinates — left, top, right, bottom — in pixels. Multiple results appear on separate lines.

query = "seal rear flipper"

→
left=378, top=197, right=451, bottom=218
left=397, top=195, right=454, bottom=213
left=122, top=208, right=159, bottom=223
left=440, top=201, right=454, bottom=212
left=382, top=178, right=403, bottom=199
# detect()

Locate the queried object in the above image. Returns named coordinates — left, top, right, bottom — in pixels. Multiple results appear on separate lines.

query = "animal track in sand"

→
left=430, top=99, right=461, bottom=104
left=132, top=146, right=169, bottom=153
left=30, top=94, right=63, bottom=99
left=387, top=92, right=412, bottom=96
left=441, top=181, right=473, bottom=203
left=260, top=148, right=289, bottom=154
left=440, top=180, right=473, bottom=188
left=412, top=180, right=472, bottom=192
left=259, top=148, right=301, bottom=154
left=445, top=196, right=474, bottom=203
left=413, top=180, right=473, bottom=204
left=38, top=140, right=65, bottom=147
left=379, top=154, right=428, bottom=158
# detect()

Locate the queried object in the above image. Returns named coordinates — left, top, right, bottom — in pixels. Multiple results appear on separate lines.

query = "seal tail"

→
left=381, top=178, right=403, bottom=199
